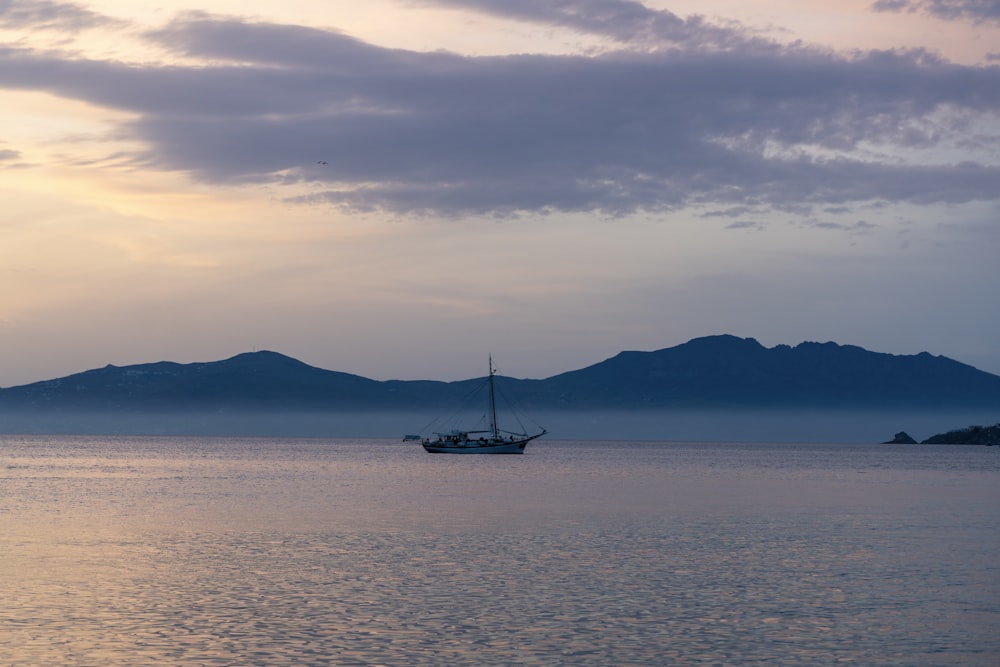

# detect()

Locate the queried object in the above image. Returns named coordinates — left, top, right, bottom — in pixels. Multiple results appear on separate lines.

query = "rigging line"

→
left=493, top=377, right=542, bottom=435
left=418, top=373, right=491, bottom=435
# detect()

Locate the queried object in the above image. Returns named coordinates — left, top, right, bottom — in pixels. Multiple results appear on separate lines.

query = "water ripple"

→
left=1, top=436, right=997, bottom=665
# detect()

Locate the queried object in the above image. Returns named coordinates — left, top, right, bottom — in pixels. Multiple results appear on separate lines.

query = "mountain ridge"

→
left=2, top=335, right=999, bottom=411
left=519, top=334, right=1000, bottom=408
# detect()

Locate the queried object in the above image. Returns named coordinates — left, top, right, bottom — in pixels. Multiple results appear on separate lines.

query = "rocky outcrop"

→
left=883, top=431, right=917, bottom=444
left=921, top=423, right=1000, bottom=445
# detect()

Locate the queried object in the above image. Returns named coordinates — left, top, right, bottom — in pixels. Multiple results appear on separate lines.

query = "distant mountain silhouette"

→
left=2, top=335, right=999, bottom=412
left=517, top=335, right=1000, bottom=408
left=0, top=351, right=461, bottom=411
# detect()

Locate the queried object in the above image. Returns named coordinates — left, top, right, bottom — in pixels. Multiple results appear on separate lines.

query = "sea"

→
left=2, top=435, right=998, bottom=666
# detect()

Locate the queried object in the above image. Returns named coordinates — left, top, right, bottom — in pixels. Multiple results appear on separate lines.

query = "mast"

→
left=488, top=355, right=499, bottom=440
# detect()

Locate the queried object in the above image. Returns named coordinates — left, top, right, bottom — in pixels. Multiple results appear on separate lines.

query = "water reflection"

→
left=2, top=436, right=998, bottom=665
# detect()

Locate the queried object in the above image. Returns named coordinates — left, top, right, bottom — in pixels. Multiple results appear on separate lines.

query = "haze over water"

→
left=2, top=436, right=998, bottom=665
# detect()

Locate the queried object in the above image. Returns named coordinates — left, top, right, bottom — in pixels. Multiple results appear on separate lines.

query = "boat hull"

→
left=422, top=439, right=528, bottom=454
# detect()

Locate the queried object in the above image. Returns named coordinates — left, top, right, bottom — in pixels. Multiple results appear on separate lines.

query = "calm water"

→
left=1, top=436, right=997, bottom=666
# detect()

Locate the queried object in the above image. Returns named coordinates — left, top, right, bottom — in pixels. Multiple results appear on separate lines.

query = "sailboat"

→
left=409, top=356, right=547, bottom=454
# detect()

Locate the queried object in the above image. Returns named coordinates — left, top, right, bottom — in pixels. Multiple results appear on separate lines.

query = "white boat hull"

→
left=422, top=439, right=529, bottom=454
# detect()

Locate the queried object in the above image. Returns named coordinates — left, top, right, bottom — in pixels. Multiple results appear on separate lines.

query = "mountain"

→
left=516, top=335, right=1000, bottom=408
left=0, top=351, right=462, bottom=411
left=2, top=335, right=999, bottom=412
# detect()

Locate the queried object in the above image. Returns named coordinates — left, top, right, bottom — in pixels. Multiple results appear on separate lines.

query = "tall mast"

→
left=488, top=355, right=499, bottom=440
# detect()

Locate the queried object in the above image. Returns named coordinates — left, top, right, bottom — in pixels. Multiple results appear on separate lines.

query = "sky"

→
left=1, top=0, right=999, bottom=387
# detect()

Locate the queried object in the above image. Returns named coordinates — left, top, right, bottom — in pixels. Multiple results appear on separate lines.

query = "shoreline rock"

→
left=920, top=423, right=1000, bottom=445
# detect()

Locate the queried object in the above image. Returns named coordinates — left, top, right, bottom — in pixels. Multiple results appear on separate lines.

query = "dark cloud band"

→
left=1, top=4, right=998, bottom=217
left=872, top=0, right=1000, bottom=24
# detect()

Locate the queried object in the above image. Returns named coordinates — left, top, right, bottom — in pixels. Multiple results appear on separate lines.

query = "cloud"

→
left=871, top=0, right=1000, bottom=24
left=423, top=0, right=760, bottom=51
left=0, top=0, right=124, bottom=32
left=801, top=219, right=878, bottom=232
left=724, top=220, right=764, bottom=231
left=1, top=10, right=998, bottom=218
